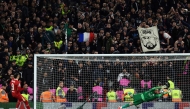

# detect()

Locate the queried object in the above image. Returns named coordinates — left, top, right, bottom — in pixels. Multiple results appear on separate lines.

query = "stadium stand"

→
left=0, top=0, right=190, bottom=104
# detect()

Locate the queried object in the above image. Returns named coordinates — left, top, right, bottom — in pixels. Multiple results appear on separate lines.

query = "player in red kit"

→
left=10, top=73, right=30, bottom=109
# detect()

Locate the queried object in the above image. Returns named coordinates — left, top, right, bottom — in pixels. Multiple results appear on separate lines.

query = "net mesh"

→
left=35, top=55, right=190, bottom=109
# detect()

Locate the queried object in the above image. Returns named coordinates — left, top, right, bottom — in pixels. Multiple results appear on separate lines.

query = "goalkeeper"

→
left=118, top=85, right=168, bottom=109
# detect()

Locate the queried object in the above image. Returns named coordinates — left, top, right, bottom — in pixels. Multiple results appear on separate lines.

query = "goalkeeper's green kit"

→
left=122, top=87, right=167, bottom=108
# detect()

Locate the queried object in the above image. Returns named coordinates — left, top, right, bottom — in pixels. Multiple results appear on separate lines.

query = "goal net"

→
left=34, top=54, right=190, bottom=109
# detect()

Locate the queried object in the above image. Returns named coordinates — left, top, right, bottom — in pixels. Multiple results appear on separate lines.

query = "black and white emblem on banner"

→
left=138, top=26, right=160, bottom=52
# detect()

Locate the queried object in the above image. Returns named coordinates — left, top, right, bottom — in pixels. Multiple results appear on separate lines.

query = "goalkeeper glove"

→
left=118, top=106, right=122, bottom=109
left=161, top=85, right=167, bottom=89
left=124, top=92, right=132, bottom=95
left=124, top=93, right=128, bottom=96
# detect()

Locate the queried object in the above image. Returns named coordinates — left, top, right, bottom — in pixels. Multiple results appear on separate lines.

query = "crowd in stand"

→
left=37, top=57, right=189, bottom=102
left=0, top=0, right=190, bottom=102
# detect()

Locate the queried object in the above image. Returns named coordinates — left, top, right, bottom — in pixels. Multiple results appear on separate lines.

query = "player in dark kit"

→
left=118, top=85, right=168, bottom=109
left=10, top=73, right=30, bottom=109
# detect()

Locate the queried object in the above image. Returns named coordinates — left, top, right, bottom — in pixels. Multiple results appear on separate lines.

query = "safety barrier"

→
left=0, top=102, right=190, bottom=109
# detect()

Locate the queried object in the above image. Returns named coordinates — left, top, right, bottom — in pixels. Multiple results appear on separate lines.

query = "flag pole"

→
left=65, top=28, right=67, bottom=54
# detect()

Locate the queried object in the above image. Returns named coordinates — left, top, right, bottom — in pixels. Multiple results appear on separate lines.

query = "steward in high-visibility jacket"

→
left=166, top=76, right=175, bottom=96
left=56, top=81, right=67, bottom=102
left=17, top=55, right=28, bottom=66
left=168, top=80, right=175, bottom=89
left=122, top=87, right=135, bottom=102
left=10, top=55, right=20, bottom=65
left=22, top=93, right=29, bottom=101
left=40, top=88, right=55, bottom=102
left=171, top=88, right=182, bottom=102
left=54, top=40, right=63, bottom=49
left=21, top=89, right=30, bottom=101
left=10, top=54, right=28, bottom=67
left=45, top=26, right=53, bottom=31
left=0, top=83, right=8, bottom=102
left=166, top=76, right=175, bottom=90
left=106, top=88, right=117, bottom=102
left=61, top=4, right=70, bottom=15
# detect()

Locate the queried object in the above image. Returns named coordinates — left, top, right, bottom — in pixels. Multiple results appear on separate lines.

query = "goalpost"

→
left=34, top=54, right=190, bottom=109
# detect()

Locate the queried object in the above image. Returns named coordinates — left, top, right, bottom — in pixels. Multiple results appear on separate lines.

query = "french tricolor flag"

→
left=79, top=32, right=94, bottom=42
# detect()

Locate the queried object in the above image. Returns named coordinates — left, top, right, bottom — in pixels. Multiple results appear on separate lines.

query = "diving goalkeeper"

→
left=118, top=85, right=168, bottom=109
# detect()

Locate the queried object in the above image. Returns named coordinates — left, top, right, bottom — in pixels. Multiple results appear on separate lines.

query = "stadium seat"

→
left=49, top=89, right=56, bottom=95
left=77, top=86, right=83, bottom=100
left=27, top=87, right=33, bottom=94
left=62, top=87, right=68, bottom=95
left=141, top=80, right=152, bottom=89
left=116, top=90, right=123, bottom=101
left=183, top=61, right=189, bottom=74
left=92, top=86, right=103, bottom=102
left=27, top=87, right=38, bottom=101
left=29, top=95, right=33, bottom=101
left=119, top=79, right=130, bottom=87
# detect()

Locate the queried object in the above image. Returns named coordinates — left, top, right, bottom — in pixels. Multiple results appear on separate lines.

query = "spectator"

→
left=18, top=66, right=24, bottom=80
left=159, top=29, right=173, bottom=46
left=93, top=64, right=104, bottom=81
left=184, top=33, right=190, bottom=52
left=117, top=68, right=131, bottom=82
left=2, top=69, right=13, bottom=81
left=82, top=61, right=93, bottom=99
left=0, top=63, right=4, bottom=82
left=66, top=60, right=77, bottom=87
left=76, top=62, right=86, bottom=87
left=11, top=60, right=18, bottom=73
left=21, top=84, right=30, bottom=101
left=54, top=62, right=65, bottom=86
left=0, top=0, right=189, bottom=103
left=94, top=77, right=104, bottom=87
left=104, top=60, right=114, bottom=89
left=0, top=82, right=8, bottom=102
left=66, top=84, right=77, bottom=102
left=103, top=32, right=112, bottom=53
left=41, top=72, right=50, bottom=88
left=56, top=81, right=67, bottom=102
left=16, top=38, right=27, bottom=54
left=23, top=62, right=33, bottom=85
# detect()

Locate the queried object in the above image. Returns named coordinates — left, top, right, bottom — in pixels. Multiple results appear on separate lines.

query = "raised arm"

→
left=17, top=82, right=24, bottom=92
left=149, top=86, right=162, bottom=92
left=149, top=85, right=167, bottom=92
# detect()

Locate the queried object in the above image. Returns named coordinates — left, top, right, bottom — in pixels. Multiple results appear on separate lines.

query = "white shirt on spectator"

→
left=117, top=72, right=130, bottom=82
left=163, top=32, right=171, bottom=39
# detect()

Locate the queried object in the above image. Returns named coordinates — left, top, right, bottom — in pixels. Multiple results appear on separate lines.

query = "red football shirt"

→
left=10, top=79, right=23, bottom=93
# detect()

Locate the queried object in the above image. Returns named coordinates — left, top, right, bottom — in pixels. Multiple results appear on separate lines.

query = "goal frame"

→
left=34, top=53, right=190, bottom=109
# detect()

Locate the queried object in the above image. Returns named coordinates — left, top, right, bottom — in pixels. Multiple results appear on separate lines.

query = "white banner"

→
left=138, top=26, right=160, bottom=52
